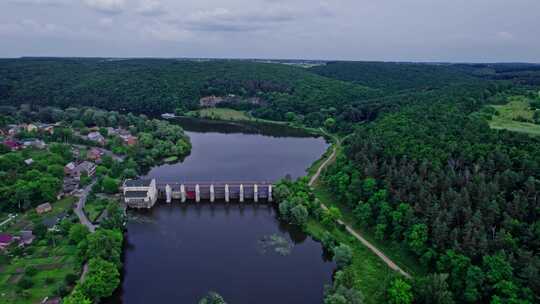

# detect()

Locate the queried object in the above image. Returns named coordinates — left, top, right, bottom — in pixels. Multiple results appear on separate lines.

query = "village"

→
left=0, top=120, right=138, bottom=304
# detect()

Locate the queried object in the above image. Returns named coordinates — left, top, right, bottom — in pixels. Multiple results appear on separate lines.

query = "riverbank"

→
left=278, top=130, right=424, bottom=303
left=176, top=108, right=327, bottom=138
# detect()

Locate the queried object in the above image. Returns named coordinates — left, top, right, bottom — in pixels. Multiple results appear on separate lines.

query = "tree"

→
left=290, top=204, right=309, bottom=226
left=198, top=291, right=227, bottom=304
left=80, top=258, right=120, bottom=301
left=69, top=224, right=90, bottom=244
left=324, top=117, right=336, bottom=130
left=63, top=287, right=92, bottom=304
left=322, top=206, right=342, bottom=229
left=102, top=176, right=119, bottom=194
left=33, top=223, right=48, bottom=239
left=406, top=224, right=428, bottom=256
left=333, top=243, right=353, bottom=268
left=414, top=274, right=454, bottom=304
left=387, top=278, right=413, bottom=304
left=84, top=229, right=123, bottom=266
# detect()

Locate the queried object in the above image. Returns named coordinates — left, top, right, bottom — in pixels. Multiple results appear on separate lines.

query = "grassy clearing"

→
left=0, top=241, right=80, bottom=304
left=305, top=219, right=393, bottom=303
left=84, top=198, right=108, bottom=223
left=187, top=108, right=254, bottom=121
left=0, top=196, right=80, bottom=303
left=487, top=96, right=540, bottom=136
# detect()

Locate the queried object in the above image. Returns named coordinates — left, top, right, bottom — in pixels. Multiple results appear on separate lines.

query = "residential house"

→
left=120, top=134, right=138, bottom=146
left=24, top=158, right=34, bottom=165
left=26, top=124, right=38, bottom=133
left=7, top=124, right=20, bottom=136
left=36, top=202, right=52, bottom=214
left=87, top=131, right=105, bottom=145
left=63, top=177, right=79, bottom=194
left=87, top=148, right=103, bottom=162
left=75, top=161, right=96, bottom=177
left=64, top=162, right=76, bottom=175
left=18, top=231, right=35, bottom=246
left=0, top=233, right=13, bottom=250
left=3, top=140, right=21, bottom=151
left=23, top=139, right=46, bottom=149
left=37, top=123, right=55, bottom=135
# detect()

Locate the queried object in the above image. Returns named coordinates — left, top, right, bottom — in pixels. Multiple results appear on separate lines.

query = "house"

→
left=7, top=124, right=21, bottom=136
left=87, top=148, right=103, bottom=161
left=63, top=177, right=79, bottom=194
left=24, top=158, right=34, bottom=165
left=3, top=140, right=21, bottom=151
left=75, top=161, right=96, bottom=177
left=123, top=179, right=158, bottom=209
left=37, top=124, right=55, bottom=135
left=23, top=139, right=46, bottom=149
left=0, top=233, right=13, bottom=250
left=64, top=162, right=77, bottom=175
left=26, top=124, right=38, bottom=133
left=36, top=202, right=52, bottom=214
left=87, top=131, right=105, bottom=145
left=120, top=134, right=138, bottom=146
left=18, top=231, right=35, bottom=246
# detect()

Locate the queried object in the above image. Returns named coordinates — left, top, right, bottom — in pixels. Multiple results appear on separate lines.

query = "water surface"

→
left=109, top=119, right=333, bottom=304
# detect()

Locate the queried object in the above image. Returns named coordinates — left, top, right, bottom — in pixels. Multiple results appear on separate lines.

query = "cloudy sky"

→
left=1, top=0, right=539, bottom=62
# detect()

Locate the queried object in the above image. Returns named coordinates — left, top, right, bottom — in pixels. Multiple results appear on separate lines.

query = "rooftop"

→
left=125, top=179, right=153, bottom=187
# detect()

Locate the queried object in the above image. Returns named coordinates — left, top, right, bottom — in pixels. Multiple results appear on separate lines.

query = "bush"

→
left=17, top=277, right=33, bottom=290
left=65, top=273, right=79, bottom=285
left=24, top=266, right=38, bottom=277
left=44, top=277, right=55, bottom=285
left=333, top=243, right=353, bottom=268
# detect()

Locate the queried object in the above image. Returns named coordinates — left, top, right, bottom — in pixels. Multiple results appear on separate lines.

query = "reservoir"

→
left=108, top=119, right=334, bottom=304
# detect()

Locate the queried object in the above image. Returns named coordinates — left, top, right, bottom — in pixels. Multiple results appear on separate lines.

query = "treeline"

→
left=322, top=94, right=540, bottom=302
left=63, top=203, right=126, bottom=304
left=0, top=58, right=379, bottom=119
left=310, top=61, right=477, bottom=93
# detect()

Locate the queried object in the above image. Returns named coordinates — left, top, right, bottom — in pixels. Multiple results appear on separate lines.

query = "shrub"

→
left=65, top=273, right=79, bottom=285
left=17, top=277, right=33, bottom=290
left=333, top=243, right=353, bottom=268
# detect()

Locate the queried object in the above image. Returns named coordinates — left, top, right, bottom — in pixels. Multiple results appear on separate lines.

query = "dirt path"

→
left=309, top=131, right=412, bottom=279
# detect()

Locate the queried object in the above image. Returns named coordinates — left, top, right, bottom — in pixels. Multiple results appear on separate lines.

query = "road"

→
left=309, top=131, right=412, bottom=279
left=74, top=181, right=97, bottom=233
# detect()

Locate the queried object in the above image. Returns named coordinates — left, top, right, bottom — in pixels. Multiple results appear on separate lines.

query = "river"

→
left=107, top=119, right=334, bottom=304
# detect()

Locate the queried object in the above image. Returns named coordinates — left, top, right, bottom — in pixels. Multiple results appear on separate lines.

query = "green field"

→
left=187, top=108, right=254, bottom=121
left=0, top=242, right=80, bottom=304
left=0, top=196, right=80, bottom=303
left=487, top=96, right=540, bottom=136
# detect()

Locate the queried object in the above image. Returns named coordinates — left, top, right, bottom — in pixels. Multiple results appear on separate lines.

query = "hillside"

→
left=0, top=58, right=380, bottom=119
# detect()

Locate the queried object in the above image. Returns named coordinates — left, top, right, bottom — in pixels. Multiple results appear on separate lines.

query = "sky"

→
left=1, top=0, right=539, bottom=62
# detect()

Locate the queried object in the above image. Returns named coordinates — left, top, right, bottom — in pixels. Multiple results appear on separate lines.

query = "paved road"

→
left=309, top=131, right=412, bottom=279
left=74, top=181, right=97, bottom=233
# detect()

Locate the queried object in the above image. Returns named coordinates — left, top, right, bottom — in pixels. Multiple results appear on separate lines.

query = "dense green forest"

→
left=316, top=63, right=540, bottom=303
left=0, top=58, right=379, bottom=121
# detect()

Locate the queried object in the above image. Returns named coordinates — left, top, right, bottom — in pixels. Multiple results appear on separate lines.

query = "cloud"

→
left=139, top=20, right=192, bottom=42
left=98, top=17, right=114, bottom=27
left=136, top=0, right=165, bottom=16
left=8, top=0, right=67, bottom=5
left=0, top=19, right=70, bottom=37
left=497, top=31, right=513, bottom=40
left=184, top=7, right=297, bottom=32
left=83, top=0, right=126, bottom=14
